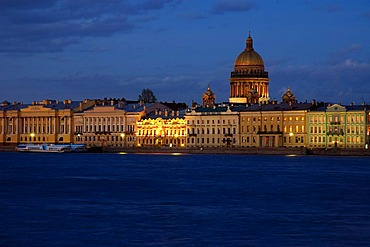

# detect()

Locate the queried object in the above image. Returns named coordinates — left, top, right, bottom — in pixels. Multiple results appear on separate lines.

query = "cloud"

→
left=212, top=0, right=256, bottom=15
left=310, top=3, right=342, bottom=13
left=269, top=60, right=370, bottom=104
left=328, top=44, right=363, bottom=65
left=0, top=0, right=181, bottom=53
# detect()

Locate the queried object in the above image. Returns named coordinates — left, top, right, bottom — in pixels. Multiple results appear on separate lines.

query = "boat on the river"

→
left=15, top=143, right=88, bottom=153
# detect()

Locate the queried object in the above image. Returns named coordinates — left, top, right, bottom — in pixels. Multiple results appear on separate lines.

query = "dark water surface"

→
left=1, top=153, right=370, bottom=246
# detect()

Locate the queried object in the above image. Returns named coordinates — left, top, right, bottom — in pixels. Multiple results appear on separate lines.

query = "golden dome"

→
left=234, top=50, right=264, bottom=67
left=234, top=33, right=264, bottom=68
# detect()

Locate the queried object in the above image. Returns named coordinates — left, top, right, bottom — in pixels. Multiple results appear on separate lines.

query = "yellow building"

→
left=240, top=102, right=313, bottom=148
left=74, top=100, right=145, bottom=148
left=185, top=105, right=243, bottom=148
left=136, top=103, right=186, bottom=147
left=307, top=104, right=367, bottom=148
left=229, top=33, right=269, bottom=104
left=0, top=99, right=95, bottom=145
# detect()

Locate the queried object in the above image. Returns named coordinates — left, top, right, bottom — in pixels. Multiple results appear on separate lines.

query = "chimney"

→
left=79, top=102, right=83, bottom=111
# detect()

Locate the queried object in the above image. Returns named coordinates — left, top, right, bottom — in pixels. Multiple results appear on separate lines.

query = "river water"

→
left=1, top=153, right=370, bottom=246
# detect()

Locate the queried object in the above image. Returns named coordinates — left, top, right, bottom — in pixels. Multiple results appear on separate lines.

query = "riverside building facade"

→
left=185, top=105, right=244, bottom=148
left=135, top=102, right=187, bottom=147
left=0, top=99, right=95, bottom=145
left=239, top=89, right=313, bottom=148
left=307, top=103, right=368, bottom=148
left=73, top=99, right=145, bottom=148
left=239, top=102, right=313, bottom=148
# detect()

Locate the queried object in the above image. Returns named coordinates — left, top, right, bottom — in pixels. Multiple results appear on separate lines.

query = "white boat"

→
left=15, top=143, right=88, bottom=153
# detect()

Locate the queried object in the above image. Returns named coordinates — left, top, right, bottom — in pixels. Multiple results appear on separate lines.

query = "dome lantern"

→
left=246, top=31, right=253, bottom=51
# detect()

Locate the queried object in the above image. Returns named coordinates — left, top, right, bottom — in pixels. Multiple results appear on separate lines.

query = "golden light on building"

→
left=136, top=117, right=186, bottom=148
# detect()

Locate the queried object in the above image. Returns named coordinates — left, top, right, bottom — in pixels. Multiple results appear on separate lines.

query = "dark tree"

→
left=138, top=88, right=157, bottom=103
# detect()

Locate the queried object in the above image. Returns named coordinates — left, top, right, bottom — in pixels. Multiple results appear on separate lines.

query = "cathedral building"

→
left=229, top=33, right=269, bottom=104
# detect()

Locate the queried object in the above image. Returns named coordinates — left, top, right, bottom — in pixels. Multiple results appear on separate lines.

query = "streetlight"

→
left=30, top=133, right=35, bottom=142
left=120, top=133, right=126, bottom=147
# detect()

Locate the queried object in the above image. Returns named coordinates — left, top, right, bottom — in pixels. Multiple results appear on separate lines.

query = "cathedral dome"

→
left=234, top=33, right=264, bottom=69
left=234, top=50, right=264, bottom=67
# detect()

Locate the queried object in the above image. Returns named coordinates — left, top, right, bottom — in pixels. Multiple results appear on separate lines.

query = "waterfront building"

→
left=73, top=99, right=145, bottom=148
left=136, top=102, right=187, bottom=148
left=307, top=103, right=368, bottom=148
left=229, top=33, right=269, bottom=104
left=0, top=99, right=95, bottom=145
left=239, top=102, right=314, bottom=148
left=185, top=105, right=245, bottom=148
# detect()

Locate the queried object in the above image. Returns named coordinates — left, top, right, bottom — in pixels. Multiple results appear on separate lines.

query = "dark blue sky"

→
left=1, top=0, right=370, bottom=105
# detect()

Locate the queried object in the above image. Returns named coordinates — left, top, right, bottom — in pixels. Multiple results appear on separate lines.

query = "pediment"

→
left=21, top=105, right=53, bottom=112
left=326, top=104, right=346, bottom=112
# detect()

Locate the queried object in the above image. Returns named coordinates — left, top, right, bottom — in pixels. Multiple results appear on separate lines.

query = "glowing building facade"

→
left=0, top=99, right=95, bottom=145
left=73, top=100, right=145, bottom=148
left=136, top=103, right=187, bottom=147
left=239, top=103, right=312, bottom=148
